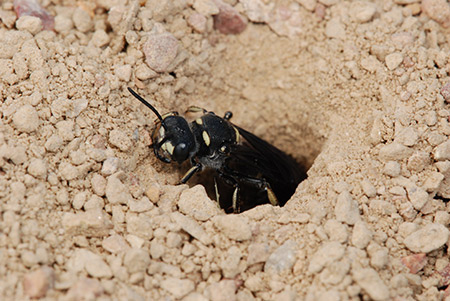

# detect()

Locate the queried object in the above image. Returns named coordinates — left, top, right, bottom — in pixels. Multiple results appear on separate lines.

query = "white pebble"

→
left=264, top=240, right=297, bottom=273
left=161, top=277, right=195, bottom=299
left=353, top=268, right=389, bottom=300
left=351, top=221, right=373, bottom=249
left=59, top=162, right=79, bottom=180
left=143, top=33, right=179, bottom=72
left=91, top=29, right=110, bottom=47
left=13, top=105, right=39, bottom=133
left=350, top=1, right=377, bottom=23
left=114, top=65, right=132, bottom=82
left=379, top=142, right=413, bottom=161
left=385, top=52, right=403, bottom=70
left=62, top=208, right=113, bottom=237
left=406, top=186, right=429, bottom=210
left=324, top=219, right=348, bottom=243
left=105, top=176, right=132, bottom=205
left=308, top=241, right=345, bottom=274
left=335, top=191, right=360, bottom=225
left=109, top=129, right=132, bottom=152
left=101, top=157, right=120, bottom=175
left=23, top=266, right=55, bottom=299
left=171, top=212, right=211, bottom=245
left=212, top=215, right=252, bottom=241
left=325, top=18, right=346, bottom=39
left=403, top=223, right=449, bottom=253
left=383, top=161, right=401, bottom=177
left=178, top=185, right=221, bottom=221
left=91, top=174, right=106, bottom=196
left=45, top=134, right=63, bottom=152
left=27, top=158, right=47, bottom=179
left=72, top=8, right=93, bottom=33
left=16, top=16, right=43, bottom=35
left=395, top=127, right=419, bottom=146
left=124, top=248, right=151, bottom=274
left=433, top=140, right=450, bottom=161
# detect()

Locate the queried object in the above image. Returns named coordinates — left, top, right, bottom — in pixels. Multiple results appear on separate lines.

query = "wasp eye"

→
left=173, top=143, right=189, bottom=163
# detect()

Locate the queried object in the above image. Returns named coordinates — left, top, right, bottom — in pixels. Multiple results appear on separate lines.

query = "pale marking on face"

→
left=202, top=131, right=210, bottom=146
left=195, top=118, right=203, bottom=125
left=161, top=141, right=174, bottom=155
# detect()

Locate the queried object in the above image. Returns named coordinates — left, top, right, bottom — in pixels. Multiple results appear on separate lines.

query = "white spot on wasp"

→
left=202, top=131, right=210, bottom=146
left=161, top=141, right=174, bottom=155
left=195, top=118, right=203, bottom=125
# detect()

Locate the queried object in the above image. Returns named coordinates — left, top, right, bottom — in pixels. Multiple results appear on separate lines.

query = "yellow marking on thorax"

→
left=202, top=131, right=210, bottom=146
left=233, top=126, right=240, bottom=143
left=195, top=118, right=203, bottom=125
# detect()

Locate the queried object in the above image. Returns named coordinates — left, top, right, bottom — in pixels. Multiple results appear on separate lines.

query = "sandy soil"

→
left=1, top=0, right=450, bottom=300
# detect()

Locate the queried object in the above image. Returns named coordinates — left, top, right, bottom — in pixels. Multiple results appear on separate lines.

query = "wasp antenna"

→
left=128, top=87, right=164, bottom=123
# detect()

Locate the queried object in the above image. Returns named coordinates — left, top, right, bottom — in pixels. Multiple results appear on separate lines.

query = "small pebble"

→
left=178, top=185, right=221, bottom=221
left=384, top=161, right=401, bottom=177
left=353, top=268, right=390, bottom=301
left=66, top=278, right=103, bottom=300
left=59, top=161, right=79, bottom=180
left=187, top=13, right=207, bottom=33
left=395, top=127, right=419, bottom=146
left=221, top=246, right=242, bottom=278
left=379, top=142, right=413, bottom=161
left=308, top=241, right=345, bottom=273
left=401, top=253, right=427, bottom=274
left=247, top=243, right=270, bottom=265
left=114, top=64, right=132, bottom=82
left=441, top=82, right=450, bottom=102
left=129, top=196, right=153, bottom=213
left=72, top=7, right=93, bottom=33
left=124, top=248, right=151, bottom=274
left=171, top=212, right=211, bottom=245
left=126, top=214, right=153, bottom=239
left=91, top=173, right=107, bottom=196
left=324, top=219, right=349, bottom=243
left=325, top=18, right=346, bottom=39
left=160, top=277, right=195, bottom=299
left=143, top=33, right=179, bottom=73
left=212, top=0, right=247, bottom=34
left=45, top=134, right=63, bottom=152
left=422, top=0, right=450, bottom=27
left=27, top=158, right=47, bottom=179
left=84, top=251, right=112, bottom=279
left=212, top=215, right=252, bottom=241
left=105, top=175, right=132, bottom=205
left=207, top=279, right=237, bottom=301
left=193, top=0, right=219, bottom=16
left=102, top=235, right=130, bottom=253
left=109, top=129, right=132, bottom=152
left=385, top=52, right=403, bottom=70
left=433, top=140, right=450, bottom=161
left=16, top=15, right=43, bottom=34
left=335, top=191, right=360, bottom=225
left=91, top=29, right=110, bottom=47
left=351, top=221, right=373, bottom=249
left=349, top=1, right=377, bottom=23
left=264, top=240, right=297, bottom=273
left=62, top=208, right=113, bottom=237
left=14, top=0, right=55, bottom=30
left=406, top=186, right=429, bottom=210
left=13, top=104, right=39, bottom=133
left=23, top=266, right=55, bottom=298
left=407, top=151, right=429, bottom=172
left=404, top=223, right=450, bottom=253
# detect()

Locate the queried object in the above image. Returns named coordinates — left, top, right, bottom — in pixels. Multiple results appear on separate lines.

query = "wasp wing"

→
left=226, top=125, right=306, bottom=206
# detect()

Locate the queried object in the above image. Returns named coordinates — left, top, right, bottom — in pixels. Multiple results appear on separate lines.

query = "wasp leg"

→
left=214, top=177, right=221, bottom=208
left=180, top=162, right=202, bottom=184
left=223, top=111, right=233, bottom=120
left=218, top=171, right=241, bottom=213
left=223, top=167, right=279, bottom=206
left=185, top=106, right=207, bottom=114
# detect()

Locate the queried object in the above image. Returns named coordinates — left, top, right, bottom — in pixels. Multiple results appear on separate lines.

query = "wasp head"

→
left=128, top=88, right=196, bottom=164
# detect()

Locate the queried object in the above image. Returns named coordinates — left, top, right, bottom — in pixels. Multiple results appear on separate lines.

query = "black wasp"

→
left=128, top=88, right=306, bottom=213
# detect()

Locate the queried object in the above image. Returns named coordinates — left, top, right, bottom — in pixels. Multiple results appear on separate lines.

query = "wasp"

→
left=128, top=88, right=306, bottom=213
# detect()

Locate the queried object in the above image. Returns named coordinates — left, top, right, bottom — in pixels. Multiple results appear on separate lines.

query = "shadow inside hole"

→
left=186, top=147, right=313, bottom=214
